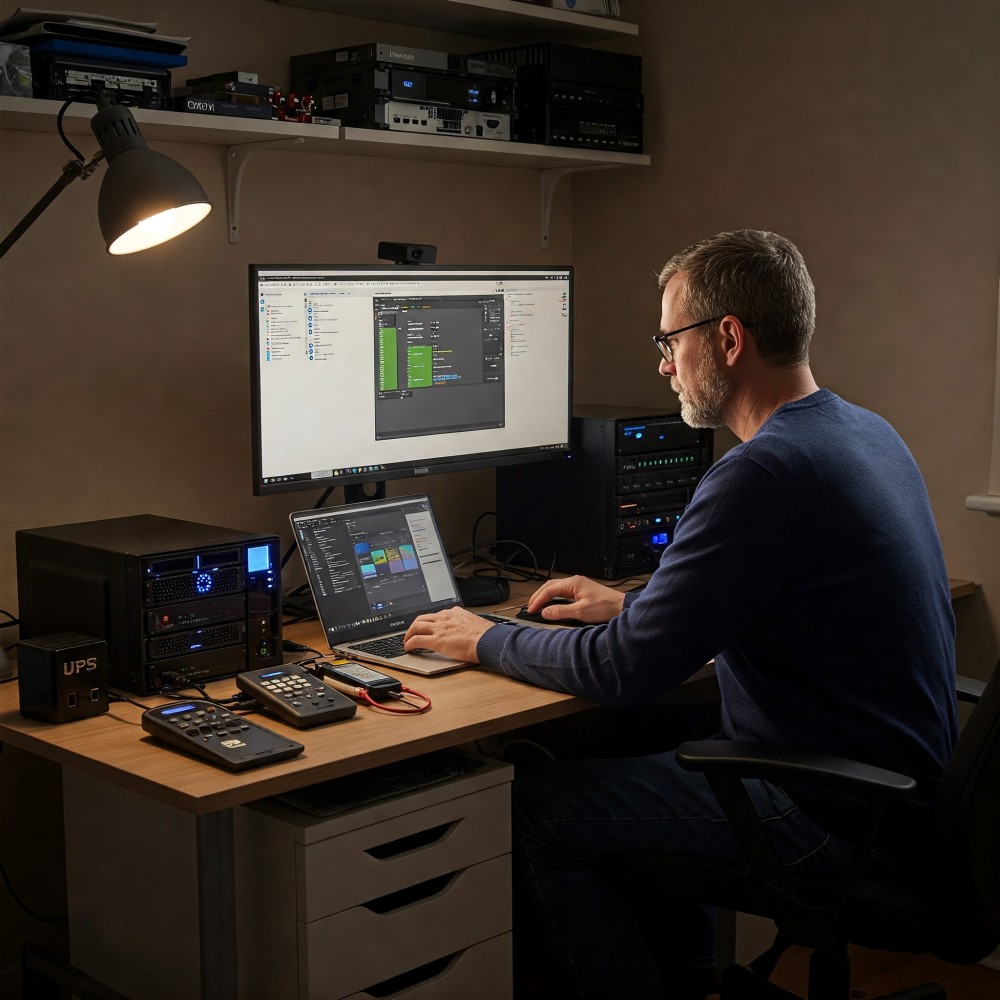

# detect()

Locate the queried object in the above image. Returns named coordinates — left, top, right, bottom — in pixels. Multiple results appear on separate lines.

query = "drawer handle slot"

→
left=362, top=871, right=457, bottom=913
left=359, top=950, right=458, bottom=997
left=365, top=821, right=456, bottom=859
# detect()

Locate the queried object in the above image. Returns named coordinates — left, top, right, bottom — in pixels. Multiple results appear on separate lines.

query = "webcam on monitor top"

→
left=377, top=241, right=437, bottom=265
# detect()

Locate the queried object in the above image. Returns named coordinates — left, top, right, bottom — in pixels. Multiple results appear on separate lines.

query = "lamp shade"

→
left=98, top=147, right=212, bottom=254
left=91, top=102, right=212, bottom=255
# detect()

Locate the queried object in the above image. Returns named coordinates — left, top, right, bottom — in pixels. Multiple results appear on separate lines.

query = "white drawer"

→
left=341, top=932, right=511, bottom=1000
left=294, top=782, right=510, bottom=920
left=300, top=854, right=512, bottom=1000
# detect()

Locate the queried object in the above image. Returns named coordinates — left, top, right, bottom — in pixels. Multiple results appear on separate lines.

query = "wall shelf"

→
left=269, top=0, right=638, bottom=41
left=1, top=96, right=649, bottom=246
left=0, top=96, right=341, bottom=149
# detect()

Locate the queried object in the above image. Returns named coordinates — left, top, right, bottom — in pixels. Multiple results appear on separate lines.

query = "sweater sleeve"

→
left=474, top=452, right=792, bottom=705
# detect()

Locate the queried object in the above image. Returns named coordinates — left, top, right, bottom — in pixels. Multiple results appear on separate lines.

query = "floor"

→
left=760, top=945, right=1000, bottom=999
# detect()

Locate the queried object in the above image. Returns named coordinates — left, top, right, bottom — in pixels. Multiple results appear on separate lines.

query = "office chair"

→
left=609, top=668, right=1000, bottom=1000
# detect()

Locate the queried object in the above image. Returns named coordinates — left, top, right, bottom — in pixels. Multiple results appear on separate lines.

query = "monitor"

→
left=250, top=263, right=573, bottom=498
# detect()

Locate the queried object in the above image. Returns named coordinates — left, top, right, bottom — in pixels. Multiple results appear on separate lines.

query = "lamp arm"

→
left=0, top=152, right=104, bottom=260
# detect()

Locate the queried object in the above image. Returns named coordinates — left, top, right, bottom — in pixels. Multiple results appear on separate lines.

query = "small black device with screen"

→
left=315, top=661, right=403, bottom=702
left=141, top=700, right=304, bottom=770
left=236, top=663, right=357, bottom=728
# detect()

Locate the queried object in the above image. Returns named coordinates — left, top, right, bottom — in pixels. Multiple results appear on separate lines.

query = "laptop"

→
left=290, top=493, right=555, bottom=676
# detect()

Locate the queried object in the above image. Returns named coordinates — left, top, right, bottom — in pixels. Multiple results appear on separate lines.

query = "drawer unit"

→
left=235, top=751, right=514, bottom=1000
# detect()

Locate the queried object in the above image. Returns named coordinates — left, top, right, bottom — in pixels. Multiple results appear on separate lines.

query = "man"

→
left=403, top=230, right=957, bottom=999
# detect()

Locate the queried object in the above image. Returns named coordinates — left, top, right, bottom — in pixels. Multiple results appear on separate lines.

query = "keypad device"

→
left=236, top=663, right=357, bottom=728
left=141, top=700, right=304, bottom=770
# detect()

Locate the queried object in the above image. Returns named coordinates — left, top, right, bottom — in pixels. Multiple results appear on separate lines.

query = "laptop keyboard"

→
left=350, top=615, right=517, bottom=659
left=351, top=634, right=408, bottom=658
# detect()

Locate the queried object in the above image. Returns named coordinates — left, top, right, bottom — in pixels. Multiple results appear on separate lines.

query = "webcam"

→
left=377, top=241, right=438, bottom=265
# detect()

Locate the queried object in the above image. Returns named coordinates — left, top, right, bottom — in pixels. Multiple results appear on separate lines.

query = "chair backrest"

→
left=930, top=663, right=1000, bottom=962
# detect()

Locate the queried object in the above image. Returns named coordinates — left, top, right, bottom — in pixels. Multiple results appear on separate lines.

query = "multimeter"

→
left=316, top=661, right=403, bottom=701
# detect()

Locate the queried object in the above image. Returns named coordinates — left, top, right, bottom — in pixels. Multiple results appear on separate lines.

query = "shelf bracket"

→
left=227, top=137, right=311, bottom=244
left=540, top=163, right=621, bottom=250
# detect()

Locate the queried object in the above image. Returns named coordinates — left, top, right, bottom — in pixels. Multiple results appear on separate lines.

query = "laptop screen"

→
left=291, top=494, right=462, bottom=646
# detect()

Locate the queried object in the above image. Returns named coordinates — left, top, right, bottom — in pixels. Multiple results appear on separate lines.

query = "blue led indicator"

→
left=403, top=78, right=414, bottom=88
left=162, top=704, right=195, bottom=715
left=196, top=572, right=213, bottom=594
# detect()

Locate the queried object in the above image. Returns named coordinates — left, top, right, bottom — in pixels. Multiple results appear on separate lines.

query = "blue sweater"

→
left=477, top=389, right=957, bottom=800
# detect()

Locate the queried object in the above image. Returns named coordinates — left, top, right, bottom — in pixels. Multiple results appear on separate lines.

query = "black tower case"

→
left=16, top=514, right=282, bottom=695
left=496, top=405, right=713, bottom=580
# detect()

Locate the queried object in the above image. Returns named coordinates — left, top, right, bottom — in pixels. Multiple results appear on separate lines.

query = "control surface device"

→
left=236, top=664, right=358, bottom=727
left=141, top=700, right=304, bottom=770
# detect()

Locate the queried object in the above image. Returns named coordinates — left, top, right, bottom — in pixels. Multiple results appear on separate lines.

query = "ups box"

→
left=16, top=515, right=283, bottom=695
left=496, top=406, right=713, bottom=579
left=18, top=632, right=109, bottom=724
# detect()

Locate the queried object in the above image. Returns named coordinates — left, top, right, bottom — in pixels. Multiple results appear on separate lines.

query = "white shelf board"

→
left=0, top=96, right=340, bottom=149
left=340, top=125, right=648, bottom=168
left=270, top=0, right=638, bottom=40
left=0, top=97, right=649, bottom=170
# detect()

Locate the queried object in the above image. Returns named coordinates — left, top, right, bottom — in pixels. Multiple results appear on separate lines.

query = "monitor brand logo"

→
left=414, top=467, right=430, bottom=475
left=63, top=657, right=98, bottom=676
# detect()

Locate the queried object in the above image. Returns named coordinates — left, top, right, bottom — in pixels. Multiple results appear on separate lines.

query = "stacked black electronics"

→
left=289, top=42, right=515, bottom=141
left=471, top=42, right=643, bottom=152
left=16, top=515, right=283, bottom=695
left=496, top=406, right=712, bottom=579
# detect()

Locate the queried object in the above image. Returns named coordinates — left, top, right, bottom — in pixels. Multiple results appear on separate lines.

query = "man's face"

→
left=659, top=280, right=732, bottom=429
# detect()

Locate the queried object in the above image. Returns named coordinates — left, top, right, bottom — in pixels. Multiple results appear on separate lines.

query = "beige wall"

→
left=0, top=0, right=574, bottom=611
left=1, top=0, right=999, bottom=977
left=572, top=0, right=1000, bottom=676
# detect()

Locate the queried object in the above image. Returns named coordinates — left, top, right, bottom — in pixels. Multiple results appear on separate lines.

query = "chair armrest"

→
left=956, top=674, right=986, bottom=704
left=675, top=740, right=918, bottom=803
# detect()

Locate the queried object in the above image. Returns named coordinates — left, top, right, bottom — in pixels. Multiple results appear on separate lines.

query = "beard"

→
left=670, top=344, right=731, bottom=429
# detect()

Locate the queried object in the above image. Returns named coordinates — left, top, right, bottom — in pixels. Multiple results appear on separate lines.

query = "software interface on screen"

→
left=251, top=265, right=572, bottom=495
left=292, top=496, right=458, bottom=640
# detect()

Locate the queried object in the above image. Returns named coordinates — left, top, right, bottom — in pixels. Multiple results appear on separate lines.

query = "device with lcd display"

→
left=237, top=663, right=357, bottom=727
left=141, top=700, right=304, bottom=770
left=316, top=661, right=403, bottom=701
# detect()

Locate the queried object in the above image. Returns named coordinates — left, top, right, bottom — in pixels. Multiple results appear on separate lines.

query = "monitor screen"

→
left=250, top=264, right=573, bottom=497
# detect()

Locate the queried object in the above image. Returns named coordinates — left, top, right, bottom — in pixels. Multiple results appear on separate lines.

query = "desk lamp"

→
left=0, top=94, right=212, bottom=259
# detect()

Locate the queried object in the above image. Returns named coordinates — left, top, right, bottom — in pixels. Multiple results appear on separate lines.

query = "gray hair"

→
left=658, top=230, right=815, bottom=366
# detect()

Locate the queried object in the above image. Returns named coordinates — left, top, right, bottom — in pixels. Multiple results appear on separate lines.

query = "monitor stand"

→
left=344, top=481, right=387, bottom=504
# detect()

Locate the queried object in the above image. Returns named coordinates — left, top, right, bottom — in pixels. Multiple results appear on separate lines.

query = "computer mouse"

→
left=516, top=598, right=585, bottom=627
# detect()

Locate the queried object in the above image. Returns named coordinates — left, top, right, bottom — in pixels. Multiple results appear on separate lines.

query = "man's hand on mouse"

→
left=524, top=576, right=626, bottom=624
left=403, top=607, right=492, bottom=664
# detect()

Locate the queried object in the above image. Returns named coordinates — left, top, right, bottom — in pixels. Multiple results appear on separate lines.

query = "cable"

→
left=0, top=858, right=65, bottom=923
left=282, top=639, right=324, bottom=660
left=108, top=688, right=152, bottom=711
left=354, top=686, right=431, bottom=714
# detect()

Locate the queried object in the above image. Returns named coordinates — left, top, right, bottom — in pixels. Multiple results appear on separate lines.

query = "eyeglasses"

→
left=653, top=316, right=726, bottom=363
left=653, top=315, right=754, bottom=363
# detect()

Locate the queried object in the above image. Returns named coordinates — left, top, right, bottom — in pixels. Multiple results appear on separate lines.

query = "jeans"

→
left=510, top=704, right=896, bottom=1000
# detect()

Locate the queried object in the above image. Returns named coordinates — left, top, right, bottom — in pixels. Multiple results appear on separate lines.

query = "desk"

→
left=1, top=576, right=975, bottom=997
left=0, top=582, right=597, bottom=999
